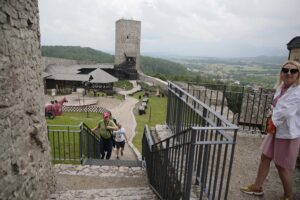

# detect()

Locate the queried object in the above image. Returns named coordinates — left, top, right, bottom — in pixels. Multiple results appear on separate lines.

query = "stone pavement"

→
left=48, top=164, right=157, bottom=200
left=54, top=164, right=145, bottom=178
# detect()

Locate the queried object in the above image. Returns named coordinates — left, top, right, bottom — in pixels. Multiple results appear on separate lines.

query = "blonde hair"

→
left=274, top=60, right=300, bottom=89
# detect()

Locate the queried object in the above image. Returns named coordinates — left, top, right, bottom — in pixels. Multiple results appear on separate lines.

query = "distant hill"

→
left=140, top=56, right=187, bottom=76
left=41, top=46, right=188, bottom=77
left=42, top=46, right=114, bottom=63
left=170, top=55, right=287, bottom=66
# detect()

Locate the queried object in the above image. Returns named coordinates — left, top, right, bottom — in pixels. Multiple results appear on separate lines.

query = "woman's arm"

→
left=92, top=123, right=100, bottom=133
left=272, top=91, right=300, bottom=126
left=106, top=121, right=118, bottom=131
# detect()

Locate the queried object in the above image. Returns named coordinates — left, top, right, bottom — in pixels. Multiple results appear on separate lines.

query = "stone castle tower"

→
left=114, top=19, right=141, bottom=80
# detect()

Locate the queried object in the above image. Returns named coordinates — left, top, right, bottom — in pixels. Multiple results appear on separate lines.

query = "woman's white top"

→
left=272, top=85, right=300, bottom=139
left=114, top=127, right=126, bottom=142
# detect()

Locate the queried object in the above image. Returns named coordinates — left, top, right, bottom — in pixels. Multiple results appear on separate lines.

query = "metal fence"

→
left=180, top=82, right=275, bottom=133
left=47, top=123, right=100, bottom=163
left=142, top=81, right=238, bottom=200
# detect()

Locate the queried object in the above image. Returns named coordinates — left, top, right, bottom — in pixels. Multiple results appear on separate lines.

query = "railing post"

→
left=220, top=85, right=226, bottom=115
left=254, top=88, right=263, bottom=131
left=166, top=82, right=171, bottom=126
left=183, top=129, right=196, bottom=200
left=162, top=140, right=169, bottom=198
left=224, top=129, right=238, bottom=199
left=79, top=123, right=83, bottom=164
left=196, top=107, right=207, bottom=181
left=176, top=90, right=183, bottom=135
left=237, top=86, right=245, bottom=126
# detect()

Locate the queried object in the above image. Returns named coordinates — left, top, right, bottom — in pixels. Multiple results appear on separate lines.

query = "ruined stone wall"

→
left=0, top=1, right=56, bottom=199
left=138, top=71, right=168, bottom=91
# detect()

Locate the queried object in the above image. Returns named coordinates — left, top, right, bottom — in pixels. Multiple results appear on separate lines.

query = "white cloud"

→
left=38, top=0, right=300, bottom=57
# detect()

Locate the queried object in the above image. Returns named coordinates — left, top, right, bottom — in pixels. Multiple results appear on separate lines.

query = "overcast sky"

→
left=39, top=0, right=299, bottom=58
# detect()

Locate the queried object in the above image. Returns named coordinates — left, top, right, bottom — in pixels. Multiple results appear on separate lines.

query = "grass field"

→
left=46, top=91, right=168, bottom=160
left=47, top=112, right=100, bottom=128
left=132, top=91, right=167, bottom=152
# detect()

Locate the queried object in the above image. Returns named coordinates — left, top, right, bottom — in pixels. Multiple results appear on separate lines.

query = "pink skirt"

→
left=260, top=134, right=300, bottom=170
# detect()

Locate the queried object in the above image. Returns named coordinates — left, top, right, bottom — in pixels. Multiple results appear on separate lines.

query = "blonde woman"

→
left=240, top=60, right=300, bottom=200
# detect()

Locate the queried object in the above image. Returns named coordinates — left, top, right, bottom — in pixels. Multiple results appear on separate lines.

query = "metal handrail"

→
left=143, top=81, right=238, bottom=200
left=168, top=81, right=236, bottom=128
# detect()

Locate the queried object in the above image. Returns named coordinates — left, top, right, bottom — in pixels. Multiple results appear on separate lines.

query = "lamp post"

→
left=86, top=75, right=94, bottom=117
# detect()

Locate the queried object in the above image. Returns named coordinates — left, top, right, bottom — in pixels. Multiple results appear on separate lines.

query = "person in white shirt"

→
left=113, top=123, right=128, bottom=159
left=241, top=60, right=300, bottom=200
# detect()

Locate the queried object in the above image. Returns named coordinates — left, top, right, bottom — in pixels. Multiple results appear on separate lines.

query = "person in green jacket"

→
left=92, top=112, right=117, bottom=159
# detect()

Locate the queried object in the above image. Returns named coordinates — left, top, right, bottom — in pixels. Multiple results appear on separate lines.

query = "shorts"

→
left=115, top=141, right=125, bottom=149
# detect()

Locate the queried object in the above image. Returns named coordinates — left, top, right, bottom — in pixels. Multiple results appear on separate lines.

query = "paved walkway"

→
left=110, top=81, right=142, bottom=160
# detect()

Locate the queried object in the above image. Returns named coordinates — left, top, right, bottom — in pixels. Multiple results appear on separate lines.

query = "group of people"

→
left=92, top=111, right=128, bottom=160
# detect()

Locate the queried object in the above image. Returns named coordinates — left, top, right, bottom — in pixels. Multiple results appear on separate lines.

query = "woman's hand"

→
left=267, top=107, right=273, bottom=117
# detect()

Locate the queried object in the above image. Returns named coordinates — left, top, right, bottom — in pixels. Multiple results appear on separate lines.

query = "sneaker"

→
left=240, top=184, right=264, bottom=196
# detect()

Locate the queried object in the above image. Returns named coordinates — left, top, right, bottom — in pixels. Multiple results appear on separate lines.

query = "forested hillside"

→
left=140, top=56, right=187, bottom=80
left=41, top=46, right=187, bottom=78
left=42, top=46, right=114, bottom=63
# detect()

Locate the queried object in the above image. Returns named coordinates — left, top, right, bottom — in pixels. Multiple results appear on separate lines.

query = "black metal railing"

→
left=180, top=82, right=275, bottom=133
left=47, top=123, right=100, bottom=163
left=142, top=81, right=238, bottom=200
left=81, top=123, right=101, bottom=159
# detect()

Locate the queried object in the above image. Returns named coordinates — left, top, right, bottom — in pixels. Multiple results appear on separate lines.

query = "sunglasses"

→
left=281, top=67, right=299, bottom=74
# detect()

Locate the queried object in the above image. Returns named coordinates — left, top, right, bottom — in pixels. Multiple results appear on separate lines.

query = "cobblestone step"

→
left=48, top=187, right=158, bottom=200
left=83, top=158, right=143, bottom=167
left=54, top=164, right=146, bottom=178
left=50, top=164, right=158, bottom=199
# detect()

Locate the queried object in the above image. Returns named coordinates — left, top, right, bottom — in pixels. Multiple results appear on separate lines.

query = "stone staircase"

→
left=48, top=187, right=156, bottom=200
left=47, top=161, right=158, bottom=200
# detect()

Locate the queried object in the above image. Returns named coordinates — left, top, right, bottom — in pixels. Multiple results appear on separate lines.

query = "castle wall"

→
left=138, top=72, right=168, bottom=91
left=0, top=1, right=56, bottom=199
left=115, top=19, right=141, bottom=70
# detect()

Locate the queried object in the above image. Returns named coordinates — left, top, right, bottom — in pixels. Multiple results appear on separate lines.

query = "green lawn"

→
left=47, top=112, right=102, bottom=164
left=132, top=91, right=167, bottom=152
left=47, top=112, right=100, bottom=128
left=46, top=92, right=168, bottom=160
